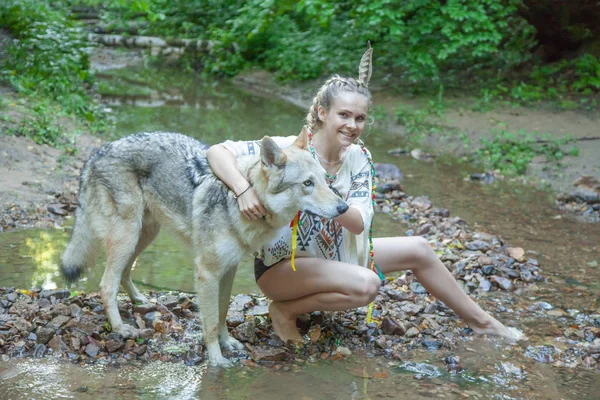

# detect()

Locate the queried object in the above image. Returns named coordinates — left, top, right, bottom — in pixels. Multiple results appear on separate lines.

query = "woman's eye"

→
left=339, top=113, right=347, bottom=118
left=303, top=180, right=313, bottom=187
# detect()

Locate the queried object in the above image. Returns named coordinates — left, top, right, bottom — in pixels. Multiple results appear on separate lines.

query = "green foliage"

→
left=471, top=54, right=600, bottom=110
left=80, top=0, right=535, bottom=83
left=474, top=130, right=578, bottom=176
left=0, top=0, right=110, bottom=146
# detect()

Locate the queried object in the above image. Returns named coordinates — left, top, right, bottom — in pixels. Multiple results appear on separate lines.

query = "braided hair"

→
left=305, top=75, right=372, bottom=133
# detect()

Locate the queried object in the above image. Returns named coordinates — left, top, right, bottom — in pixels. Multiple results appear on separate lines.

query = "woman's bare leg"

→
left=258, top=258, right=381, bottom=341
left=373, top=236, right=514, bottom=338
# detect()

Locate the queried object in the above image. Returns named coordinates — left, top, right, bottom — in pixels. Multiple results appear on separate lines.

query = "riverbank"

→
left=234, top=70, right=600, bottom=223
left=2, top=185, right=597, bottom=371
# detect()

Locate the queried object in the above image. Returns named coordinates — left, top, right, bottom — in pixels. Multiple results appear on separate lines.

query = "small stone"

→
left=32, top=344, right=47, bottom=358
left=250, top=346, right=291, bottom=362
left=337, top=346, right=352, bottom=357
left=381, top=317, right=407, bottom=336
left=490, top=276, right=513, bottom=291
left=85, top=342, right=100, bottom=358
left=39, top=289, right=70, bottom=300
left=466, top=241, right=490, bottom=251
left=47, top=315, right=71, bottom=330
left=405, top=327, right=420, bottom=338
left=410, top=282, right=428, bottom=294
left=36, top=327, right=55, bottom=344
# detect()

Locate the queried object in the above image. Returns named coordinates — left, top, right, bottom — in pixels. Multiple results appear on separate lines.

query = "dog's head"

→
left=260, top=127, right=348, bottom=224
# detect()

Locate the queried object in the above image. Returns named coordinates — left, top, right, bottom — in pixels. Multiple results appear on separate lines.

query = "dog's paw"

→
left=220, top=335, right=244, bottom=352
left=208, top=354, right=235, bottom=368
left=117, top=324, right=140, bottom=339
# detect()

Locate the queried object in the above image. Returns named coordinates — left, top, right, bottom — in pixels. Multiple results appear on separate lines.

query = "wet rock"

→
left=405, top=327, right=420, bottom=338
left=36, top=327, right=55, bottom=345
left=65, top=318, right=100, bottom=335
left=85, top=342, right=101, bottom=358
left=32, top=344, right=47, bottom=358
left=51, top=303, right=71, bottom=317
left=250, top=346, right=291, bottom=362
left=525, top=345, right=562, bottom=363
left=410, top=282, right=427, bottom=295
left=400, top=302, right=424, bottom=316
left=394, top=362, right=442, bottom=377
left=477, top=279, right=492, bottom=292
left=384, top=289, right=412, bottom=302
left=232, top=319, right=258, bottom=344
left=467, top=240, right=491, bottom=251
left=105, top=333, right=125, bottom=352
left=376, top=181, right=403, bottom=194
left=184, top=350, right=203, bottom=366
left=337, top=346, right=352, bottom=357
left=133, top=304, right=157, bottom=315
left=39, top=289, right=70, bottom=300
left=48, top=335, right=68, bottom=352
left=69, top=303, right=82, bottom=318
left=507, top=247, right=525, bottom=262
left=47, top=204, right=68, bottom=216
left=47, top=315, right=71, bottom=330
left=422, top=339, right=442, bottom=351
left=307, top=324, right=321, bottom=343
left=490, top=276, right=513, bottom=291
left=140, top=328, right=154, bottom=340
left=381, top=317, right=407, bottom=336
left=143, top=311, right=161, bottom=326
left=246, top=304, right=269, bottom=317
left=157, top=295, right=179, bottom=309
left=375, top=163, right=403, bottom=181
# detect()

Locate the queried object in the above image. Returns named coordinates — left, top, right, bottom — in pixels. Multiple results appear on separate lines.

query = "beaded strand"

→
left=290, top=131, right=384, bottom=323
left=357, top=139, right=385, bottom=324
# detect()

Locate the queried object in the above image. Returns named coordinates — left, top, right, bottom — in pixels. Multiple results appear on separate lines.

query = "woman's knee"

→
left=350, top=270, right=381, bottom=305
left=410, top=236, right=436, bottom=265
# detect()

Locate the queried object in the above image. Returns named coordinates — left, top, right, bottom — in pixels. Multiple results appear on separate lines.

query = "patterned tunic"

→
left=222, top=136, right=374, bottom=268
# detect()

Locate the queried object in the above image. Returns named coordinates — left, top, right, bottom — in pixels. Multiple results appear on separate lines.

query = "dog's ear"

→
left=292, top=126, right=308, bottom=150
left=261, top=136, right=287, bottom=168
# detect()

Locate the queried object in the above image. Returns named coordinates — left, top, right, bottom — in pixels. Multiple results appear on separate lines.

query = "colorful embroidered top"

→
left=222, top=136, right=374, bottom=268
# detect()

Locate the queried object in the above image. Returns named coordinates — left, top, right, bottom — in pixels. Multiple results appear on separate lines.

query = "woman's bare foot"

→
left=470, top=316, right=527, bottom=341
left=268, top=302, right=305, bottom=343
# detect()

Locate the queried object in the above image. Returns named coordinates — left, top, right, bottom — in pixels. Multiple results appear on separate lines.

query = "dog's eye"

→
left=303, top=180, right=313, bottom=187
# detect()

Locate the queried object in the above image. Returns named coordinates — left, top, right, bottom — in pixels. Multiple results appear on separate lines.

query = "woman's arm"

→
left=334, top=207, right=365, bottom=235
left=206, top=144, right=267, bottom=220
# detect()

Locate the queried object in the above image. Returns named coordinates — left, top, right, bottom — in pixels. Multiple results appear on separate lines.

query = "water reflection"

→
left=1, top=67, right=599, bottom=400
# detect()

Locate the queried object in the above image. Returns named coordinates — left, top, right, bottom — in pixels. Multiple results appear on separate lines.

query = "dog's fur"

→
left=61, top=129, right=348, bottom=367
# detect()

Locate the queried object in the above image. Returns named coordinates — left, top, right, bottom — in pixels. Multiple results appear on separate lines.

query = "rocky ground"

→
left=1, top=170, right=598, bottom=372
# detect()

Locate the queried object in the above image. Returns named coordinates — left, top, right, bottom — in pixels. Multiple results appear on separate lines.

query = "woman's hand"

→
left=237, top=186, right=268, bottom=220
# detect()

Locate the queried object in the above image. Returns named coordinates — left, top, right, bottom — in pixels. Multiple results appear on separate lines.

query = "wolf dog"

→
left=61, top=129, right=348, bottom=367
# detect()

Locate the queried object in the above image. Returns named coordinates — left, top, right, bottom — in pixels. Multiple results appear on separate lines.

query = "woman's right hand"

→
left=237, top=186, right=268, bottom=220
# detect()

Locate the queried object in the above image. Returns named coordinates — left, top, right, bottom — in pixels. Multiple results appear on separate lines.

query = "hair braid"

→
left=305, top=75, right=371, bottom=133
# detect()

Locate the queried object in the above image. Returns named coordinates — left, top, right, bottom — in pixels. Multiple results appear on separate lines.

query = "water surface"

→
left=1, top=67, right=598, bottom=399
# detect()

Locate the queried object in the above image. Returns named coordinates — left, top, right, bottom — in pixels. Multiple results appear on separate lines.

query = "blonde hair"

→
left=305, top=75, right=372, bottom=133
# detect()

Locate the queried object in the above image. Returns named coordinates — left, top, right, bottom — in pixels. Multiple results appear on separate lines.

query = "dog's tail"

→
left=61, top=208, right=98, bottom=283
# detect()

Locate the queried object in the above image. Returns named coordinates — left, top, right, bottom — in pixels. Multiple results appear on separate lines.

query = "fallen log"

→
left=87, top=33, right=214, bottom=52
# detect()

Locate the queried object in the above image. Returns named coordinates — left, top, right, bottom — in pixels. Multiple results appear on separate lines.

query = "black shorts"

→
left=254, top=258, right=272, bottom=282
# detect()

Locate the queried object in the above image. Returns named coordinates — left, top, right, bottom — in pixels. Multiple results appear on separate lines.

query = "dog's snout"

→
left=337, top=203, right=349, bottom=215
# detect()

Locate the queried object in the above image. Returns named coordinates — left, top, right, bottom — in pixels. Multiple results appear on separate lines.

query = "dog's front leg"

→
left=195, top=258, right=232, bottom=368
left=219, top=265, right=244, bottom=352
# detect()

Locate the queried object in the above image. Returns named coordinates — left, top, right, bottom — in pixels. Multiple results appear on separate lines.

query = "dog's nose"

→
left=337, top=203, right=349, bottom=215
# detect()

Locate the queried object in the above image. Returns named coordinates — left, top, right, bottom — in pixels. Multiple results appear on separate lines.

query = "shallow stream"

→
left=0, top=69, right=598, bottom=399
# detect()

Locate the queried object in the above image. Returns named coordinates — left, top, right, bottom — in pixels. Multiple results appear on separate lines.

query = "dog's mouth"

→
left=303, top=204, right=348, bottom=219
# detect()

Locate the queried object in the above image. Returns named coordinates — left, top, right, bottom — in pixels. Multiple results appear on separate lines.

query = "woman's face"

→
left=317, top=91, right=368, bottom=147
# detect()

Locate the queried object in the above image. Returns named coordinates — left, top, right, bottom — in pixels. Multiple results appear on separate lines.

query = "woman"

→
left=207, top=45, right=520, bottom=342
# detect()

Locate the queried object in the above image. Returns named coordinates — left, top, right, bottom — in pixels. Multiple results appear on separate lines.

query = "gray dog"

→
left=61, top=130, right=348, bottom=367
